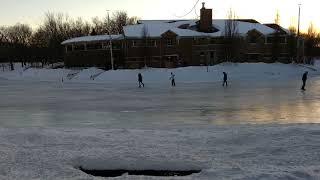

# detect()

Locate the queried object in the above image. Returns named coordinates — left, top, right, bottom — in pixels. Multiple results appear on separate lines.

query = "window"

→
left=150, top=40, right=157, bottom=47
left=280, top=37, right=286, bottom=44
left=210, top=38, right=217, bottom=44
left=66, top=45, right=73, bottom=52
left=87, top=43, right=103, bottom=50
left=102, top=42, right=110, bottom=49
left=167, top=39, right=173, bottom=46
left=248, top=36, right=258, bottom=44
left=266, top=37, right=273, bottom=44
left=193, top=38, right=199, bottom=44
left=210, top=52, right=215, bottom=58
left=112, top=43, right=121, bottom=49
left=200, top=38, right=206, bottom=44
left=132, top=40, right=137, bottom=47
left=146, top=40, right=156, bottom=47
left=266, top=36, right=286, bottom=44
left=74, top=44, right=85, bottom=51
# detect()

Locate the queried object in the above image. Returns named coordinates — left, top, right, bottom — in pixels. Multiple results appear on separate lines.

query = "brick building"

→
left=62, top=3, right=293, bottom=69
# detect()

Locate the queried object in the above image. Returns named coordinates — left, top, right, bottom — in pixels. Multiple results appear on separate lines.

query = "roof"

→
left=235, top=19, right=260, bottom=23
left=264, top=24, right=291, bottom=35
left=124, top=19, right=278, bottom=38
left=61, top=19, right=290, bottom=44
left=124, top=21, right=207, bottom=38
left=61, top=34, right=124, bottom=45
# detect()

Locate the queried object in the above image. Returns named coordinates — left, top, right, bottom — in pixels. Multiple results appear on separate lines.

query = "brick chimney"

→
left=199, top=2, right=212, bottom=33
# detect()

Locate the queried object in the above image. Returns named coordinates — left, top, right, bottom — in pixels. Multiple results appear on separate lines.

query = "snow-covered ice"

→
left=0, top=62, right=320, bottom=179
left=1, top=125, right=320, bottom=179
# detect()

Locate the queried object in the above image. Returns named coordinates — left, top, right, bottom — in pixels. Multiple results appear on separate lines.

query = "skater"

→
left=301, top=71, right=308, bottom=90
left=170, top=72, right=176, bottom=87
left=223, top=72, right=228, bottom=87
left=138, top=73, right=144, bottom=88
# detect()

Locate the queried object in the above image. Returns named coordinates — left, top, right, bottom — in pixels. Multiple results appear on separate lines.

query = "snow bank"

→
left=0, top=62, right=317, bottom=85
left=0, top=125, right=320, bottom=179
left=70, top=67, right=105, bottom=81
left=81, top=62, right=320, bottom=85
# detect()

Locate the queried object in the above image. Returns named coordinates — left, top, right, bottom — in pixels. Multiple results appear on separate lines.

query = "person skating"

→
left=223, top=72, right=228, bottom=87
left=138, top=73, right=144, bottom=88
left=301, top=71, right=308, bottom=90
left=170, top=72, right=176, bottom=87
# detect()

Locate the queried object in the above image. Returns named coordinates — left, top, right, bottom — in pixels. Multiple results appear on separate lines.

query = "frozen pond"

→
left=1, top=76, right=320, bottom=128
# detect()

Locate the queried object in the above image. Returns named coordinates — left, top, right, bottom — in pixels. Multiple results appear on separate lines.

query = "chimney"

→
left=199, top=2, right=213, bottom=33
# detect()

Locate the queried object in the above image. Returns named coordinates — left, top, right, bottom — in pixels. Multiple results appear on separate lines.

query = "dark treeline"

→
left=1, top=9, right=320, bottom=68
left=0, top=11, right=138, bottom=67
left=303, top=23, right=320, bottom=61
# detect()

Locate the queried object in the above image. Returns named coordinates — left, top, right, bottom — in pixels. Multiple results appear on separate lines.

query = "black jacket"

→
left=302, top=73, right=308, bottom=82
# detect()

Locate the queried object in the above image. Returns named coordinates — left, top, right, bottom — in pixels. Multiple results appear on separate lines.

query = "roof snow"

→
left=123, top=21, right=207, bottom=38
left=124, top=19, right=278, bottom=38
left=61, top=34, right=124, bottom=45
left=61, top=19, right=287, bottom=44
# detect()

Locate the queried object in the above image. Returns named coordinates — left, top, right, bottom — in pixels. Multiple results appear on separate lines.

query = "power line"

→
left=194, top=8, right=200, bottom=18
left=174, top=0, right=201, bottom=18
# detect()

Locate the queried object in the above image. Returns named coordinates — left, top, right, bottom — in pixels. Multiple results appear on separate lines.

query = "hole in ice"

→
left=78, top=166, right=201, bottom=177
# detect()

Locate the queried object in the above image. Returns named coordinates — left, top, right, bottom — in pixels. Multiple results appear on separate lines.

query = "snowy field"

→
left=1, top=62, right=320, bottom=179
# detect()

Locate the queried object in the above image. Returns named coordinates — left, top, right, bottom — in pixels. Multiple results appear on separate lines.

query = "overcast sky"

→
left=0, top=0, right=319, bottom=32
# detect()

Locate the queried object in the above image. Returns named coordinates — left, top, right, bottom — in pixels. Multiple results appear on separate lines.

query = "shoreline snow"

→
left=0, top=62, right=319, bottom=85
left=0, top=124, right=320, bottom=179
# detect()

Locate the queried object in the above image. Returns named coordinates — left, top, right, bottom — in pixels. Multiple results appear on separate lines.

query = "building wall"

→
left=64, top=41, right=123, bottom=69
left=64, top=34, right=291, bottom=68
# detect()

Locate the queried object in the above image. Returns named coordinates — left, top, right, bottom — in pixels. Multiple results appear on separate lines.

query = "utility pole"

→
left=107, top=10, right=114, bottom=70
left=297, top=4, right=301, bottom=63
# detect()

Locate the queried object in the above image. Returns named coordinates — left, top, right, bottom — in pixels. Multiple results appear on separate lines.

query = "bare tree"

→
left=142, top=25, right=150, bottom=67
left=1, top=10, right=139, bottom=65
left=304, top=22, right=320, bottom=62
left=271, top=11, right=281, bottom=62
left=0, top=27, right=10, bottom=43
left=0, top=24, right=32, bottom=46
left=287, top=24, right=297, bottom=62
left=91, top=17, right=106, bottom=35
left=106, top=11, right=139, bottom=34
left=223, top=8, right=240, bottom=61
left=275, top=10, right=280, bottom=25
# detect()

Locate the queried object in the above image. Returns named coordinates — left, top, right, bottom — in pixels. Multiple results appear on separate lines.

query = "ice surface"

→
left=1, top=63, right=320, bottom=128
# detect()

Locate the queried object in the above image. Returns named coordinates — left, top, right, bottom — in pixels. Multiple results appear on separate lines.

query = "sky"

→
left=0, top=0, right=319, bottom=32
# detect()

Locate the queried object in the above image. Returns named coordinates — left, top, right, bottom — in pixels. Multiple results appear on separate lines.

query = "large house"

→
left=62, top=3, right=293, bottom=69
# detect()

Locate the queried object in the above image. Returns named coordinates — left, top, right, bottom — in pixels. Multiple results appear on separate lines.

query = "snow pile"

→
left=0, top=67, right=72, bottom=82
left=95, top=62, right=318, bottom=85
left=0, top=125, right=320, bottom=179
left=70, top=67, right=105, bottom=81
left=313, top=59, right=320, bottom=67
left=0, top=62, right=318, bottom=85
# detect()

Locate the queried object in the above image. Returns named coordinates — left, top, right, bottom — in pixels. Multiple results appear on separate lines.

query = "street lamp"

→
left=297, top=4, right=301, bottom=63
left=107, top=10, right=114, bottom=70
